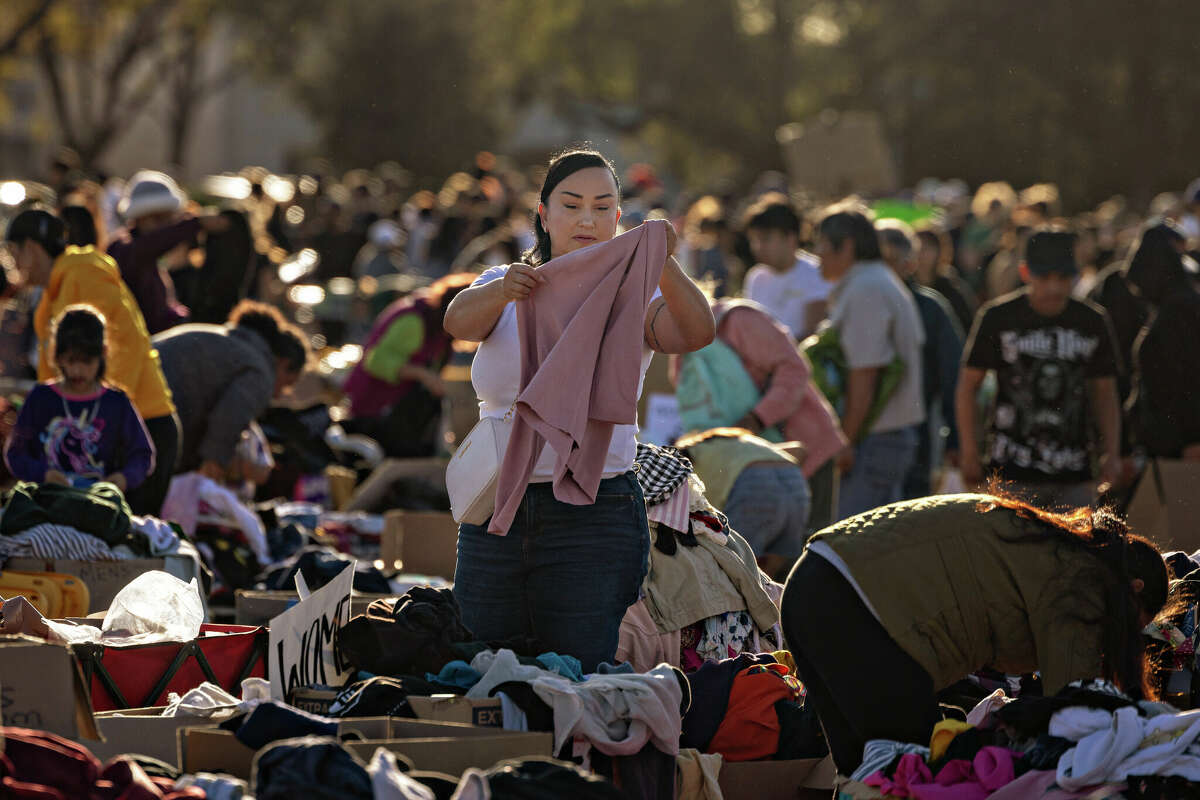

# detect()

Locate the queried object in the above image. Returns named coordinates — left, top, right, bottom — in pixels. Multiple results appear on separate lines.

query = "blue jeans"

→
left=838, top=426, right=919, bottom=521
left=453, top=471, right=650, bottom=673
left=724, top=464, right=811, bottom=559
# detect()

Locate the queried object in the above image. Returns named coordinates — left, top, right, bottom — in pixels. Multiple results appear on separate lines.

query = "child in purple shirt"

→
left=5, top=305, right=155, bottom=492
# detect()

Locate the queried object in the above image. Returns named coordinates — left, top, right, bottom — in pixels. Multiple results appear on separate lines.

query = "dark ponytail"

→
left=523, top=147, right=620, bottom=266
left=980, top=488, right=1168, bottom=699
left=5, top=209, right=67, bottom=258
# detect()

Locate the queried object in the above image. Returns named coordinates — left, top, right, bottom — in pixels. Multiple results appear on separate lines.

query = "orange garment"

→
left=707, top=662, right=803, bottom=762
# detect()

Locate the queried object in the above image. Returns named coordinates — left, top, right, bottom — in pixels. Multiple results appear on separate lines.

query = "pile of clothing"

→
left=681, top=653, right=826, bottom=765
left=330, top=585, right=689, bottom=800
left=618, top=444, right=783, bottom=674
left=0, top=723, right=622, bottom=800
left=0, top=481, right=182, bottom=565
left=1146, top=564, right=1200, bottom=709
left=841, top=680, right=1200, bottom=799
left=2, top=725, right=223, bottom=799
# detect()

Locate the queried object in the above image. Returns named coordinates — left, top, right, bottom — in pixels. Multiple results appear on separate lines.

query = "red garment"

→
left=95, top=757, right=162, bottom=800
left=706, top=662, right=802, bottom=761
left=0, top=728, right=190, bottom=800
left=1, top=727, right=100, bottom=798
left=491, top=220, right=668, bottom=534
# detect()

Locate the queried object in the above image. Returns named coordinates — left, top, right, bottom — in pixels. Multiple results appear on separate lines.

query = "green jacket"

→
left=808, top=493, right=1107, bottom=692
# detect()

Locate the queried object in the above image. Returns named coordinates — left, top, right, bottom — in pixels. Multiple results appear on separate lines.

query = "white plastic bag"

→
left=101, top=570, right=204, bottom=645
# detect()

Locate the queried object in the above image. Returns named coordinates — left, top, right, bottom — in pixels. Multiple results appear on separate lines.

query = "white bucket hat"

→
left=118, top=170, right=186, bottom=221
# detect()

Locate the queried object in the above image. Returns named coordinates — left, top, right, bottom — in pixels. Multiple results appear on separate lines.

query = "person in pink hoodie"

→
left=444, top=148, right=714, bottom=672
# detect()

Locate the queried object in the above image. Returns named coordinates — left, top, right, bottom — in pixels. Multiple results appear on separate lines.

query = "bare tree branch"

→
left=0, top=0, right=57, bottom=59
left=85, top=44, right=178, bottom=162
left=36, top=30, right=78, bottom=150
left=102, top=0, right=178, bottom=97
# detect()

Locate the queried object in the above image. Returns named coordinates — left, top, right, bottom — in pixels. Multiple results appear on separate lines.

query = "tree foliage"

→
left=12, top=0, right=1200, bottom=206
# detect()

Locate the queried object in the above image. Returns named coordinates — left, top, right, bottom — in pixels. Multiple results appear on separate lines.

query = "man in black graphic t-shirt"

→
left=956, top=229, right=1121, bottom=508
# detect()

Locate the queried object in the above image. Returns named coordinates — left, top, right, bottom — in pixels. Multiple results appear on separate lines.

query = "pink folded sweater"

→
left=489, top=220, right=668, bottom=534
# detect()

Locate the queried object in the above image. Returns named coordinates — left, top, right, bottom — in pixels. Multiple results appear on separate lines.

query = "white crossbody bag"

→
left=446, top=403, right=515, bottom=525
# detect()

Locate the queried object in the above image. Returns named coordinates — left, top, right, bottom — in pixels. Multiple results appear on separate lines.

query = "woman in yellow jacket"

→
left=6, top=209, right=179, bottom=515
left=782, top=491, right=1168, bottom=775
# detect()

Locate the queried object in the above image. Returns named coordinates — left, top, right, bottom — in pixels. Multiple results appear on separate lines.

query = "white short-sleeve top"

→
left=469, top=264, right=659, bottom=482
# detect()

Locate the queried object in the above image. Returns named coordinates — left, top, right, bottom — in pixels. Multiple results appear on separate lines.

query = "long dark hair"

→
left=5, top=209, right=67, bottom=259
left=523, top=147, right=620, bottom=266
left=227, top=299, right=310, bottom=373
left=979, top=487, right=1167, bottom=699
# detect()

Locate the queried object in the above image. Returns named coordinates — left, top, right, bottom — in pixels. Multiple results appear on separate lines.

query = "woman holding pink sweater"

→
left=443, top=148, right=714, bottom=671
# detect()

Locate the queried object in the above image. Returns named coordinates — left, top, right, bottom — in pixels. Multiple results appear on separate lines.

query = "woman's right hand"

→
left=501, top=264, right=547, bottom=300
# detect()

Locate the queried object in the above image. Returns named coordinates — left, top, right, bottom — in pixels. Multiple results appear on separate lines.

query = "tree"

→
left=29, top=0, right=322, bottom=171
left=278, top=0, right=497, bottom=181
left=0, top=0, right=57, bottom=60
left=35, top=0, right=183, bottom=167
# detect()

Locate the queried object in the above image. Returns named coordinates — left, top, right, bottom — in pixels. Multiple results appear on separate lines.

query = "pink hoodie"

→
left=489, top=221, right=668, bottom=535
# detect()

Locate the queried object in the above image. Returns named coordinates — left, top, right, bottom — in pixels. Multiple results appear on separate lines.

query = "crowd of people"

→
left=0, top=143, right=1199, bottom=797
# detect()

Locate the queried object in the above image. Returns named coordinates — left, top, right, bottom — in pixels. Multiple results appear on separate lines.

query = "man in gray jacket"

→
left=153, top=300, right=309, bottom=479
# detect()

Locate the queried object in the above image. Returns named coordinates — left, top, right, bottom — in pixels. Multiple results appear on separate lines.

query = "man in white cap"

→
left=107, top=170, right=227, bottom=334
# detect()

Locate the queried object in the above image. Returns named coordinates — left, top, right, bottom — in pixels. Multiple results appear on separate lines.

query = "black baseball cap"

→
left=1024, top=229, right=1078, bottom=276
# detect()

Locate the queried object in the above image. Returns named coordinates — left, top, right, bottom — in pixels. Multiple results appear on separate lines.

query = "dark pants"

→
left=806, top=458, right=839, bottom=534
left=126, top=412, right=180, bottom=516
left=453, top=471, right=650, bottom=673
left=902, top=419, right=935, bottom=500
left=782, top=550, right=940, bottom=775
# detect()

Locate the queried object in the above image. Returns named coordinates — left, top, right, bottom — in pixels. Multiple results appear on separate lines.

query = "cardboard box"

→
left=286, top=690, right=503, bottom=728
left=91, top=706, right=234, bottom=766
left=380, top=510, right=458, bottom=579
left=718, top=756, right=837, bottom=800
left=288, top=686, right=339, bottom=716
left=408, top=695, right=503, bottom=728
left=179, top=716, right=397, bottom=780
left=343, top=721, right=552, bottom=776
left=235, top=590, right=390, bottom=627
left=1126, top=459, right=1200, bottom=552
left=7, top=550, right=201, bottom=614
left=0, top=635, right=99, bottom=740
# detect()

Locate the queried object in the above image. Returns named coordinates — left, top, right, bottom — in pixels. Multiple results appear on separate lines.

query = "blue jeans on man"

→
left=838, top=426, right=920, bottom=521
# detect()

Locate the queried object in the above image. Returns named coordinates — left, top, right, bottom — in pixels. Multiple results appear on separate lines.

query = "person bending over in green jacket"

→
left=782, top=490, right=1167, bottom=775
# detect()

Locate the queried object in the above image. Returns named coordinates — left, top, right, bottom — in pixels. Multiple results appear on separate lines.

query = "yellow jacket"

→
left=35, top=246, right=175, bottom=420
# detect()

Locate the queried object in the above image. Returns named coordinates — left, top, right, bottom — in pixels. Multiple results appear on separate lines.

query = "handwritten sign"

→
left=268, top=563, right=355, bottom=699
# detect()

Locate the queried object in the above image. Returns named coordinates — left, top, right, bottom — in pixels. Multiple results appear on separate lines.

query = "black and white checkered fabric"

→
left=634, top=442, right=693, bottom=506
